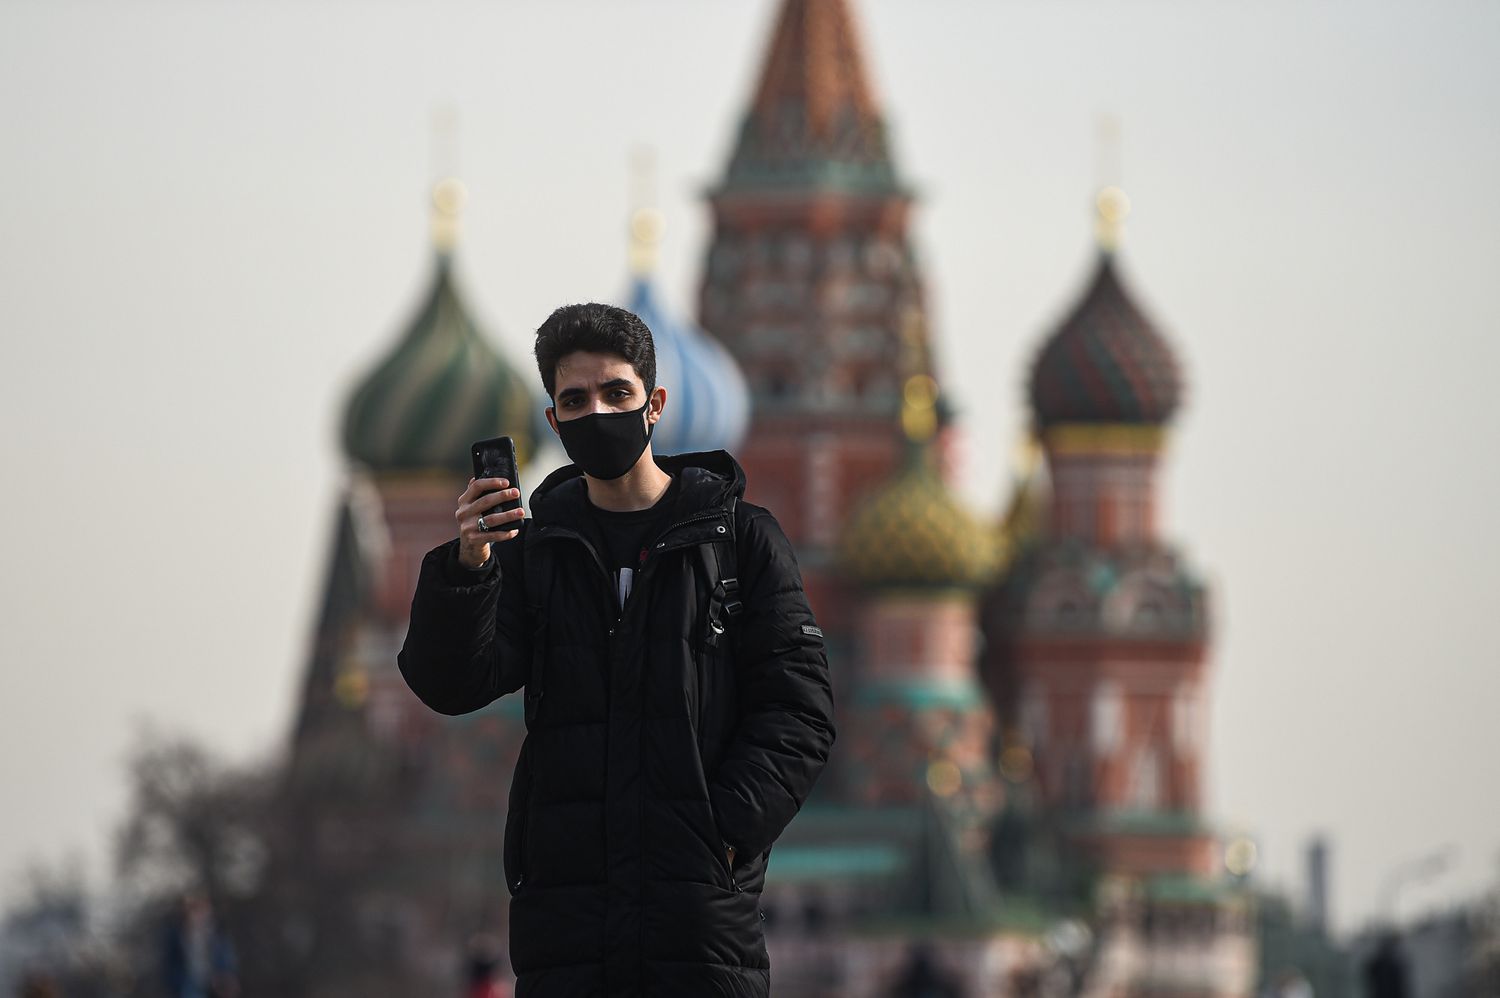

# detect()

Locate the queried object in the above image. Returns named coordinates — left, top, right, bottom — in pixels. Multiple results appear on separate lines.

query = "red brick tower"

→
left=835, top=372, right=1003, bottom=858
left=982, top=188, right=1215, bottom=880
left=698, top=0, right=934, bottom=626
left=980, top=191, right=1255, bottom=995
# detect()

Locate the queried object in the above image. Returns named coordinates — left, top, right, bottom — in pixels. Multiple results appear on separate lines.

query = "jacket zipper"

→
left=531, top=508, right=738, bottom=898
left=651, top=506, right=741, bottom=895
left=531, top=525, right=613, bottom=590
left=531, top=526, right=617, bottom=624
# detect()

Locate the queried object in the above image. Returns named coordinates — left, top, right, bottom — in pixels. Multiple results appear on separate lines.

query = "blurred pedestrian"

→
left=1363, top=931, right=1409, bottom=998
left=161, top=890, right=238, bottom=998
left=465, top=932, right=512, bottom=998
left=889, top=943, right=962, bottom=998
left=15, top=971, right=60, bottom=998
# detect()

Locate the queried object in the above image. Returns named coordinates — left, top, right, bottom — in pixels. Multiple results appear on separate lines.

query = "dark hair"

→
left=534, top=302, right=656, bottom=401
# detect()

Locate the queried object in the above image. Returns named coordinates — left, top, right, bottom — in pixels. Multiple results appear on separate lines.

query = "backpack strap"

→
left=721, top=495, right=743, bottom=618
left=703, top=496, right=742, bottom=649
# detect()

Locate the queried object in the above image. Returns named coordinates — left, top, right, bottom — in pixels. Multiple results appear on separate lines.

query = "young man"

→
left=398, top=303, right=835, bottom=998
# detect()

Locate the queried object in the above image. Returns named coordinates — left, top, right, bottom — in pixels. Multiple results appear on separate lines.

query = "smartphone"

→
left=470, top=435, right=523, bottom=533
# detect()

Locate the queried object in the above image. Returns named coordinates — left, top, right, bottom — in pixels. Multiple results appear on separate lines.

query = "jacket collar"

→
left=530, top=450, right=746, bottom=530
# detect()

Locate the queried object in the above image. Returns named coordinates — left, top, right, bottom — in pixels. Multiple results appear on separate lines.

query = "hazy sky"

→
left=2, top=0, right=1497, bottom=935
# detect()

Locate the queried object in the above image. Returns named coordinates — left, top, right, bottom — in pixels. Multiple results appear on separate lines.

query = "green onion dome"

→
left=837, top=376, right=1001, bottom=589
left=341, top=180, right=538, bottom=475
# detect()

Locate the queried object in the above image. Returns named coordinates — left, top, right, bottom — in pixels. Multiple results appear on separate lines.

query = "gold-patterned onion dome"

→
left=838, top=456, right=1001, bottom=589
left=342, top=257, right=537, bottom=476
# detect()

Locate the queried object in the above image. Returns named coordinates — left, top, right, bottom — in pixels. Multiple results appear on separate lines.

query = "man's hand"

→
left=456, top=477, right=524, bottom=569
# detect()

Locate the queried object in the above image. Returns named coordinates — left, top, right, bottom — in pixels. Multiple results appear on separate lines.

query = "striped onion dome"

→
left=1029, top=189, right=1182, bottom=430
left=1028, top=251, right=1182, bottom=429
left=342, top=199, right=538, bottom=477
left=625, top=278, right=749, bottom=456
left=838, top=446, right=1001, bottom=589
left=343, top=257, right=536, bottom=475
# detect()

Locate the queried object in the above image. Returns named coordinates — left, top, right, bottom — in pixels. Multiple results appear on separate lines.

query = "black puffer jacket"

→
left=398, top=450, right=835, bottom=997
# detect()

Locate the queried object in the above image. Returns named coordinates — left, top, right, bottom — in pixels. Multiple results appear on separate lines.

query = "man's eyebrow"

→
left=555, top=377, right=636, bottom=400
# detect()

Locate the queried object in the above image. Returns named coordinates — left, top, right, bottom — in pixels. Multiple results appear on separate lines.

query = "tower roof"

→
left=752, top=0, right=877, bottom=133
left=719, top=0, right=902, bottom=195
left=342, top=181, right=538, bottom=475
left=1029, top=189, right=1183, bottom=429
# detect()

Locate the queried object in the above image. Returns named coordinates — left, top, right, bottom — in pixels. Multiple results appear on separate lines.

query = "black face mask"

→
left=555, top=400, right=655, bottom=480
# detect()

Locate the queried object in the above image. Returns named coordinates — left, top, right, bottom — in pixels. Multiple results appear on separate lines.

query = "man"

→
left=398, top=303, right=836, bottom=997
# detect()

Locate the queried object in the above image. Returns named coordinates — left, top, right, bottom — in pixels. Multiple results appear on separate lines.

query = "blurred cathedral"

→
left=266, top=1, right=1259, bottom=995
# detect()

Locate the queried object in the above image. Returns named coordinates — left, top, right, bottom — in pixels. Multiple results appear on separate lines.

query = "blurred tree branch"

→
left=113, top=725, right=277, bottom=910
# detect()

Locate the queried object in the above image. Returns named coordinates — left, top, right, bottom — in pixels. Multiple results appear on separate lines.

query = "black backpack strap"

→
left=721, top=495, right=742, bottom=618
left=703, top=496, right=742, bottom=649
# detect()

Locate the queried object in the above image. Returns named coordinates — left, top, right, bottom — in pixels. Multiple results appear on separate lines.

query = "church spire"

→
left=751, top=0, right=878, bottom=135
left=701, top=0, right=929, bottom=615
left=429, top=177, right=466, bottom=257
left=721, top=0, right=901, bottom=195
left=627, top=147, right=663, bottom=277
left=1094, top=185, right=1131, bottom=254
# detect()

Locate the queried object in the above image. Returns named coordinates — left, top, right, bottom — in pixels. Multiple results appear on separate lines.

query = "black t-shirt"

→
left=587, top=475, right=679, bottom=611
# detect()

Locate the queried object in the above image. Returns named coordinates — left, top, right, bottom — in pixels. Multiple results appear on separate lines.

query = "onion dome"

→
left=343, top=180, right=537, bottom=476
left=838, top=375, right=1000, bottom=589
left=623, top=204, right=749, bottom=455
left=1029, top=188, right=1182, bottom=429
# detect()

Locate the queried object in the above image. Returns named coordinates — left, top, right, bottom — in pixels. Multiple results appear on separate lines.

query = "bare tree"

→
left=114, top=725, right=276, bottom=910
left=107, top=724, right=279, bottom=995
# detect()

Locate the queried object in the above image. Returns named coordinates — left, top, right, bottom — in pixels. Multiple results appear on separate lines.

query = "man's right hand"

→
left=456, top=477, right=524, bottom=569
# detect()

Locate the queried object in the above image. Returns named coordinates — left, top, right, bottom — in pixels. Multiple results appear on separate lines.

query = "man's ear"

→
left=647, top=385, right=667, bottom=424
left=545, top=406, right=559, bottom=435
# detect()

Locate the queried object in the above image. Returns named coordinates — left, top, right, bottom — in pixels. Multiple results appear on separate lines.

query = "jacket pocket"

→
left=503, top=740, right=535, bottom=895
left=505, top=805, right=531, bottom=896
left=709, top=807, right=742, bottom=894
